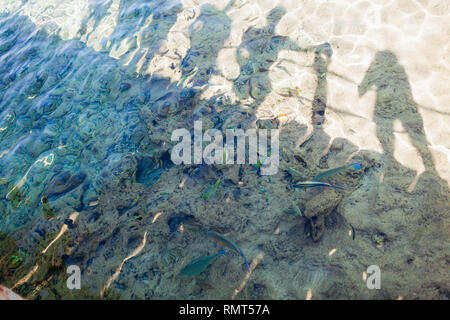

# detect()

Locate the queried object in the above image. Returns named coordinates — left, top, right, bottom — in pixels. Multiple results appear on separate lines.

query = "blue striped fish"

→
left=292, top=180, right=344, bottom=190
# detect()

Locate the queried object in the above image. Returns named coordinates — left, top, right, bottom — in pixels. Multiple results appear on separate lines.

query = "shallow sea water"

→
left=0, top=0, right=449, bottom=300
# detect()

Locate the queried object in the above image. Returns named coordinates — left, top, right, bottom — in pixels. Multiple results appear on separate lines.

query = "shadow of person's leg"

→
left=400, top=110, right=436, bottom=174
left=375, top=116, right=395, bottom=161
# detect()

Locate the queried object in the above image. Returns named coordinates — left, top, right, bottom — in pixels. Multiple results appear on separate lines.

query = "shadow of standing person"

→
left=76, top=0, right=114, bottom=40
left=295, top=43, right=364, bottom=242
left=95, top=0, right=182, bottom=75
left=130, top=1, right=183, bottom=74
left=358, top=51, right=438, bottom=178
left=311, top=42, right=333, bottom=127
left=298, top=42, right=336, bottom=164
left=233, top=6, right=311, bottom=103
left=180, top=1, right=234, bottom=87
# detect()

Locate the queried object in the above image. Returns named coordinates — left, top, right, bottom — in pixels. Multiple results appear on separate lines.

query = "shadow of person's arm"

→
left=358, top=64, right=375, bottom=97
left=223, top=0, right=239, bottom=12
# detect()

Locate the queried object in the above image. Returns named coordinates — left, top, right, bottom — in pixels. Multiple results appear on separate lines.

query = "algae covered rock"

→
left=41, top=196, right=56, bottom=221
left=152, top=87, right=198, bottom=117
left=98, top=153, right=138, bottom=189
left=304, top=189, right=343, bottom=242
left=0, top=285, right=25, bottom=300
left=44, top=171, right=87, bottom=198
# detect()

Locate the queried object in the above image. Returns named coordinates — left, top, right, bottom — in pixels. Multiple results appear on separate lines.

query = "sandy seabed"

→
left=0, top=0, right=448, bottom=299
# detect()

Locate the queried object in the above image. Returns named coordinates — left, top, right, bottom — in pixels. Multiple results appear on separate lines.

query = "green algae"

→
left=0, top=232, right=28, bottom=285
left=7, top=187, right=22, bottom=210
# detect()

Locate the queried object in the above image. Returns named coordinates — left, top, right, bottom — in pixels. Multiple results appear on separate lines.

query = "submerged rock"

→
left=248, top=283, right=269, bottom=300
left=168, top=213, right=196, bottom=233
left=7, top=187, right=22, bottom=210
left=44, top=171, right=87, bottom=199
left=136, top=157, right=161, bottom=188
left=304, top=189, right=343, bottom=242
left=119, top=82, right=132, bottom=92
left=99, top=153, right=138, bottom=188
left=41, top=196, right=56, bottom=220
left=151, top=87, right=198, bottom=117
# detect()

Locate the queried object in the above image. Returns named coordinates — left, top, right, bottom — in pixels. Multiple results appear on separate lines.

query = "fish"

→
left=313, top=162, right=362, bottom=182
left=201, top=178, right=221, bottom=199
left=290, top=200, right=303, bottom=216
left=287, top=167, right=302, bottom=177
left=176, top=69, right=198, bottom=88
left=197, top=281, right=215, bottom=290
left=206, top=231, right=250, bottom=272
left=350, top=224, right=356, bottom=240
left=292, top=180, right=344, bottom=190
left=178, top=250, right=227, bottom=278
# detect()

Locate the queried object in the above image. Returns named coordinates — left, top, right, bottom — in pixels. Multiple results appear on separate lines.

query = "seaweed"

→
left=0, top=232, right=28, bottom=285
left=41, top=196, right=56, bottom=221
left=10, top=249, right=26, bottom=265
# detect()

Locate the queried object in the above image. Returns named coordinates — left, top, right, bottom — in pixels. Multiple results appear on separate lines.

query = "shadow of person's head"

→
left=374, top=50, right=398, bottom=67
left=358, top=50, right=406, bottom=96
left=199, top=3, right=216, bottom=15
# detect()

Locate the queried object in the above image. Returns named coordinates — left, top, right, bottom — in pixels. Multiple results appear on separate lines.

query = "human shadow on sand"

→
left=291, top=47, right=449, bottom=245
left=233, top=6, right=313, bottom=103
left=180, top=1, right=234, bottom=87
left=358, top=50, right=439, bottom=178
